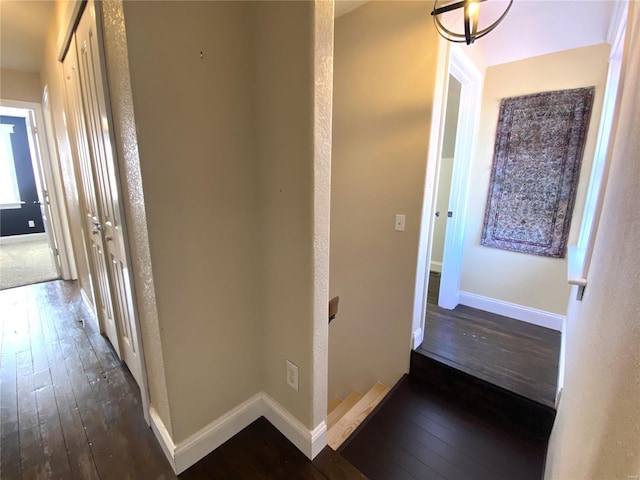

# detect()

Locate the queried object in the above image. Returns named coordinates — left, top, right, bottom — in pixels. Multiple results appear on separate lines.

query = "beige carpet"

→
left=0, top=239, right=59, bottom=290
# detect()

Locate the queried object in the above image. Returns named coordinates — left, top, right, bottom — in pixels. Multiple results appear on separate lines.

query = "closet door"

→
left=63, top=38, right=121, bottom=356
left=74, top=1, right=143, bottom=386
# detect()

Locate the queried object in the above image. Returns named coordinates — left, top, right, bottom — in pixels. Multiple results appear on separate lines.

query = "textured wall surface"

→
left=330, top=1, right=439, bottom=398
left=100, top=0, right=172, bottom=435
left=545, top=6, right=640, bottom=479
left=311, top=0, right=333, bottom=429
left=461, top=44, right=609, bottom=315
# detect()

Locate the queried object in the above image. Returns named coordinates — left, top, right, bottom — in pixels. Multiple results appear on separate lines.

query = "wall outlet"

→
left=28, top=220, right=35, bottom=228
left=286, top=360, right=299, bottom=392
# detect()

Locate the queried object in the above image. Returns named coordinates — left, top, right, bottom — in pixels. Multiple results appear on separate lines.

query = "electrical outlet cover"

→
left=286, top=360, right=299, bottom=392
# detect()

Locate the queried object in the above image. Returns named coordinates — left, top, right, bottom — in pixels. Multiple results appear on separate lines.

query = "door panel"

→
left=26, top=110, right=61, bottom=275
left=74, top=1, right=143, bottom=386
left=63, top=42, right=121, bottom=356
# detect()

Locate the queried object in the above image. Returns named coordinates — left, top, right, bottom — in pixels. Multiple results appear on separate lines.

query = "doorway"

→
left=428, top=74, right=461, bottom=304
left=412, top=44, right=483, bottom=348
left=0, top=104, right=61, bottom=289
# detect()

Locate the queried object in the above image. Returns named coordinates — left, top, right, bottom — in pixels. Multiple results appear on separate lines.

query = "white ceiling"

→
left=0, top=0, right=621, bottom=74
left=336, top=0, right=620, bottom=68
left=0, top=0, right=54, bottom=73
left=464, top=0, right=618, bottom=67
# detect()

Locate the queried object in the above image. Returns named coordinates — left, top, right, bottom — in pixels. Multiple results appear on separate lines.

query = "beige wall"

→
left=123, top=0, right=262, bottom=443
left=330, top=1, right=440, bottom=397
left=460, top=44, right=610, bottom=315
left=545, top=7, right=640, bottom=478
left=0, top=68, right=42, bottom=103
left=251, top=0, right=326, bottom=429
left=122, top=0, right=327, bottom=441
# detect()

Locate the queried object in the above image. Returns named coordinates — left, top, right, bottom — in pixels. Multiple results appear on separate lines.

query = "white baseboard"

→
left=430, top=261, right=442, bottom=273
left=150, top=393, right=326, bottom=474
left=412, top=327, right=423, bottom=349
left=0, top=232, right=47, bottom=245
left=175, top=394, right=263, bottom=473
left=149, top=407, right=177, bottom=471
left=261, top=392, right=327, bottom=460
left=458, top=291, right=564, bottom=331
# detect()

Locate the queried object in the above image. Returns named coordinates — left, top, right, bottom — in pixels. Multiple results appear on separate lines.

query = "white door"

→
left=63, top=42, right=122, bottom=357
left=72, top=1, right=143, bottom=386
left=25, top=110, right=62, bottom=276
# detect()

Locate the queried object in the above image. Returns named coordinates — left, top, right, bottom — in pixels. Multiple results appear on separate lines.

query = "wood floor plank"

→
left=62, top=336, right=137, bottom=480
left=313, top=447, right=368, bottom=479
left=36, top=383, right=74, bottom=479
left=195, top=418, right=328, bottom=480
left=1, top=351, right=21, bottom=480
left=45, top=341, right=100, bottom=480
left=16, top=349, right=46, bottom=480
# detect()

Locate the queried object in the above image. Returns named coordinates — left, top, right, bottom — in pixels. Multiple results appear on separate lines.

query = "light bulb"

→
left=467, top=1, right=479, bottom=17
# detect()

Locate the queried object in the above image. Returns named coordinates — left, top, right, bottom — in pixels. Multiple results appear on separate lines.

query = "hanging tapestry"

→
left=480, top=87, right=595, bottom=258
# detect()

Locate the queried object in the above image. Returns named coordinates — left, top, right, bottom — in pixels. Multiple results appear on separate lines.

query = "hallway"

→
left=0, top=281, right=365, bottom=479
left=0, top=281, right=175, bottom=479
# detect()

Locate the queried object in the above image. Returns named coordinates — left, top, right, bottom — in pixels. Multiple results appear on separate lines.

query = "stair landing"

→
left=339, top=375, right=547, bottom=480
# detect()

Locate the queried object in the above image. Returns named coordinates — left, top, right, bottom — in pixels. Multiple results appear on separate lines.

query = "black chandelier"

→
left=431, top=0, right=514, bottom=45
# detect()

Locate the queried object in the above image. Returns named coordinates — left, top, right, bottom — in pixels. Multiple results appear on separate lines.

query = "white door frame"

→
left=0, top=98, right=75, bottom=280
left=411, top=43, right=483, bottom=348
left=439, top=47, right=483, bottom=309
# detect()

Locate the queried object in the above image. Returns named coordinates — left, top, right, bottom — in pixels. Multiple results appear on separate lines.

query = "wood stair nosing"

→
left=327, top=391, right=364, bottom=430
left=327, top=382, right=390, bottom=450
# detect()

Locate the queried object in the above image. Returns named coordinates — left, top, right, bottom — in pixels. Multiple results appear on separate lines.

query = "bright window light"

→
left=0, top=124, right=22, bottom=207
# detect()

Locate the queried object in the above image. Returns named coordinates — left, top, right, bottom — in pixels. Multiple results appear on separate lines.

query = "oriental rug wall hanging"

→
left=481, top=87, right=594, bottom=258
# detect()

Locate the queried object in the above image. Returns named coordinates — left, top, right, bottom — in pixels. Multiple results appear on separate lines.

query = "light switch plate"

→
left=395, top=214, right=406, bottom=232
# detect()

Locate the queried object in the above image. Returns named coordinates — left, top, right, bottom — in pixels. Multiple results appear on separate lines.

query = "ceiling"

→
left=0, top=0, right=54, bottom=73
left=464, top=0, right=618, bottom=67
left=0, top=1, right=620, bottom=74
left=336, top=0, right=620, bottom=68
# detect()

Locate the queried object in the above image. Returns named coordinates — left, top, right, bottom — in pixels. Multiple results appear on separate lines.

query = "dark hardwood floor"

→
left=0, top=280, right=364, bottom=479
left=181, top=418, right=365, bottom=479
left=0, top=280, right=175, bottom=479
left=419, top=272, right=561, bottom=407
left=1, top=276, right=556, bottom=480
left=340, top=375, right=546, bottom=480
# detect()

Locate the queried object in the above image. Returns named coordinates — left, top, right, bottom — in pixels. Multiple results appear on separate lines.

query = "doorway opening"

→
left=428, top=74, right=461, bottom=306
left=0, top=104, right=62, bottom=290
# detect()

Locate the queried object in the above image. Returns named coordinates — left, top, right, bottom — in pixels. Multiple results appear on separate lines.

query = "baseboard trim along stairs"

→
left=326, top=382, right=390, bottom=450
